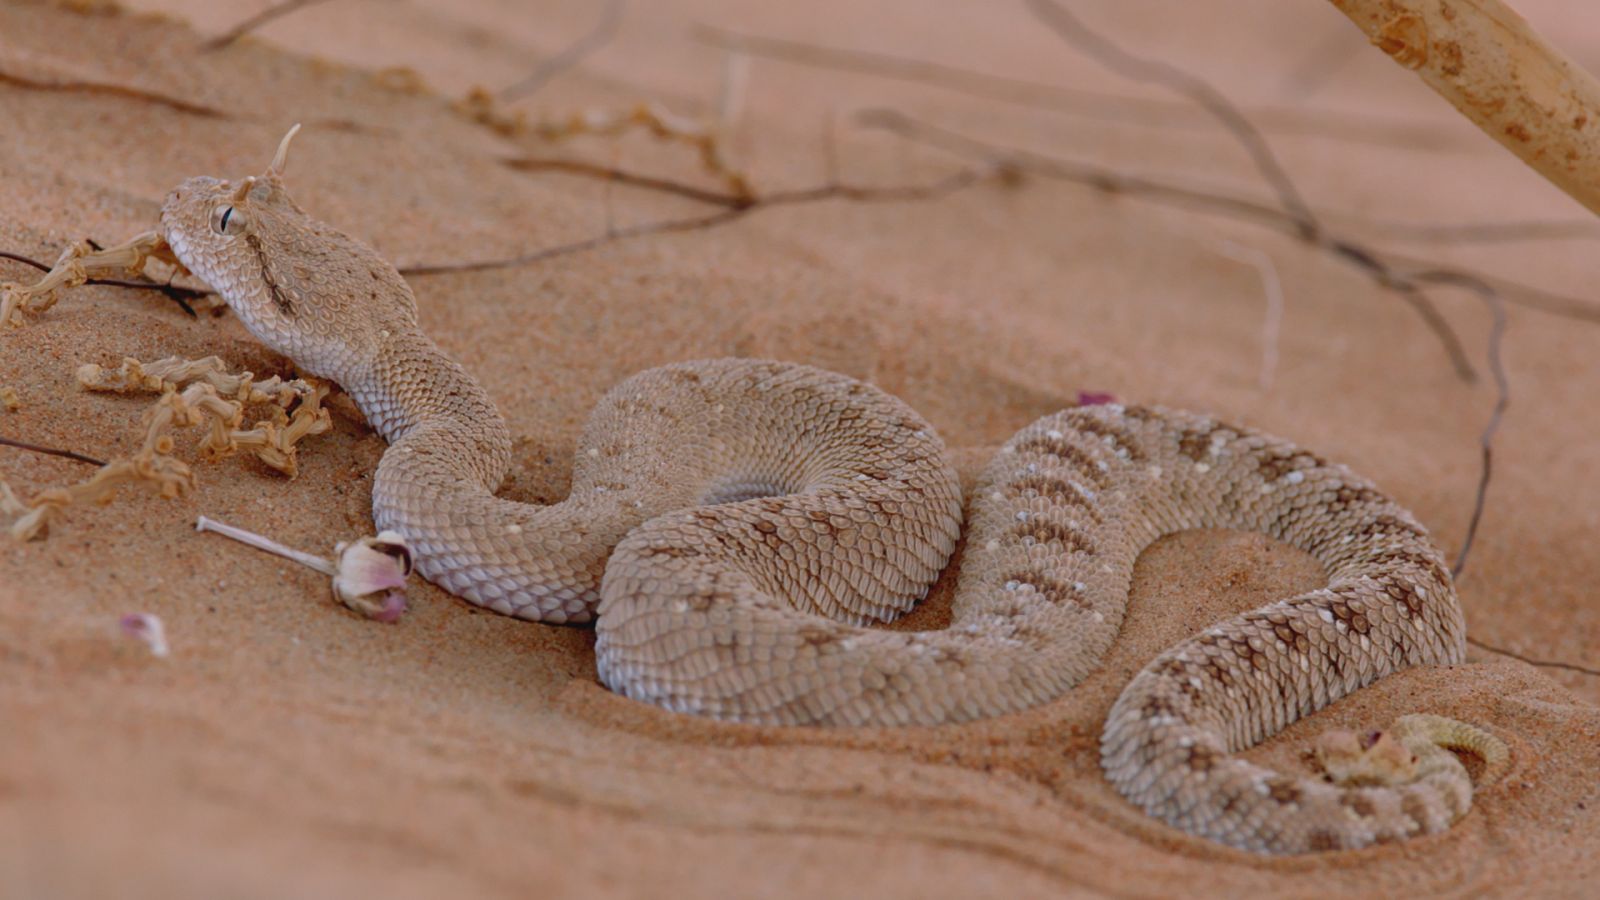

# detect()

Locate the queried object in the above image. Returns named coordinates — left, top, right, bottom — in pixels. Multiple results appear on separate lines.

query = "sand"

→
left=2, top=0, right=1598, bottom=896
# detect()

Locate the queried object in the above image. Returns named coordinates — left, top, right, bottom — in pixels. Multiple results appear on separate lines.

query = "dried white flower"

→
left=331, top=531, right=412, bottom=623
left=195, top=515, right=410, bottom=622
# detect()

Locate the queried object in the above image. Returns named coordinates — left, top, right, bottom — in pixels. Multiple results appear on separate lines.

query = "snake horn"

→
left=268, top=123, right=303, bottom=177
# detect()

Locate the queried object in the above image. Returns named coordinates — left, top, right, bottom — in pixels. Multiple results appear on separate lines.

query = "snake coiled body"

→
left=147, top=137, right=1498, bottom=854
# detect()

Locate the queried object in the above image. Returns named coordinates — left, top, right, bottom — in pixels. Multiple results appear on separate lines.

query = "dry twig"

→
left=402, top=165, right=992, bottom=276
left=1025, top=0, right=1320, bottom=238
left=78, top=356, right=333, bottom=477
left=1467, top=636, right=1600, bottom=677
left=857, top=109, right=1487, bottom=378
left=692, top=24, right=1448, bottom=149
left=203, top=0, right=338, bottom=52
left=0, top=435, right=107, bottom=467
left=1213, top=241, right=1284, bottom=392
left=4, top=356, right=331, bottom=541
left=500, top=0, right=627, bottom=102
left=0, top=69, right=227, bottom=119
left=1, top=249, right=206, bottom=316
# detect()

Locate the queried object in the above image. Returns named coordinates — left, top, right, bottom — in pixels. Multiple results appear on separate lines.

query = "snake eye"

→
left=211, top=204, right=246, bottom=236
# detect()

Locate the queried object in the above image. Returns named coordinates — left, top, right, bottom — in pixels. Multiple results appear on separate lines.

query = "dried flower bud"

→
left=1076, top=391, right=1117, bottom=406
left=331, top=530, right=412, bottom=623
left=196, top=516, right=412, bottom=624
left=119, top=612, right=170, bottom=658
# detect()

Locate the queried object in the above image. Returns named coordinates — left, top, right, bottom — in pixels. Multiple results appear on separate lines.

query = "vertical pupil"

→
left=220, top=207, right=233, bottom=232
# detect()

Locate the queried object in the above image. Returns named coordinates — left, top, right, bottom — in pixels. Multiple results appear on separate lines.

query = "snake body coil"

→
left=143, top=131, right=1502, bottom=854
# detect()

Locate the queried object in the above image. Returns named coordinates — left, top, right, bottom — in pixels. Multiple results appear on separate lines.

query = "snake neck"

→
left=350, top=327, right=512, bottom=490
left=357, top=328, right=638, bottom=623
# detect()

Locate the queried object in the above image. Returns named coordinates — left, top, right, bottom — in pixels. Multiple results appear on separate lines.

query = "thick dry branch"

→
left=500, top=0, right=627, bottom=101
left=1328, top=0, right=1600, bottom=215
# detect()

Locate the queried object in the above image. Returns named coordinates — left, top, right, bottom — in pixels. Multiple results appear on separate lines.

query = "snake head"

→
left=159, top=125, right=419, bottom=385
left=1310, top=727, right=1420, bottom=787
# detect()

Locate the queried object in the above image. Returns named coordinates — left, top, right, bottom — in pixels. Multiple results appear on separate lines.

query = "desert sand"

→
left=2, top=0, right=1599, bottom=896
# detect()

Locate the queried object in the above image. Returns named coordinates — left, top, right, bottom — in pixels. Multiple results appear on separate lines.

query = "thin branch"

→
left=1381, top=253, right=1600, bottom=324
left=1384, top=283, right=1476, bottom=381
left=1214, top=240, right=1284, bottom=392
left=858, top=109, right=1482, bottom=377
left=1467, top=636, right=1600, bottom=678
left=860, top=109, right=1600, bottom=329
left=691, top=25, right=1450, bottom=150
left=1, top=250, right=205, bottom=317
left=203, top=0, right=338, bottom=52
left=400, top=166, right=990, bottom=276
left=1352, top=217, right=1600, bottom=245
left=401, top=208, right=742, bottom=277
left=503, top=157, right=747, bottom=207
left=1404, top=269, right=1510, bottom=580
left=1280, top=25, right=1366, bottom=99
left=499, top=122, right=1600, bottom=257
left=500, top=0, right=627, bottom=102
left=1024, top=0, right=1320, bottom=240
left=0, top=436, right=107, bottom=467
left=0, top=70, right=226, bottom=119
left=0, top=70, right=388, bottom=136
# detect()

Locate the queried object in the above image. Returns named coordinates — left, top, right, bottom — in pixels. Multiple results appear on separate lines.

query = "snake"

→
left=57, top=128, right=1508, bottom=853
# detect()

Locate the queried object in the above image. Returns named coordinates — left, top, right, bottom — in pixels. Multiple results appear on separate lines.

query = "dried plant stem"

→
left=1403, top=269, right=1510, bottom=580
left=0, top=435, right=107, bottom=467
left=859, top=109, right=1486, bottom=376
left=1, top=247, right=205, bottom=317
left=1467, top=636, right=1600, bottom=677
left=1214, top=240, right=1285, bottom=392
left=204, top=0, right=338, bottom=53
left=1026, top=0, right=1321, bottom=237
left=504, top=157, right=744, bottom=208
left=5, top=357, right=332, bottom=540
left=194, top=514, right=336, bottom=574
left=499, top=0, right=627, bottom=101
left=0, top=69, right=227, bottom=119
left=691, top=25, right=1444, bottom=148
left=401, top=166, right=990, bottom=276
left=1328, top=0, right=1600, bottom=215
left=78, top=356, right=334, bottom=478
